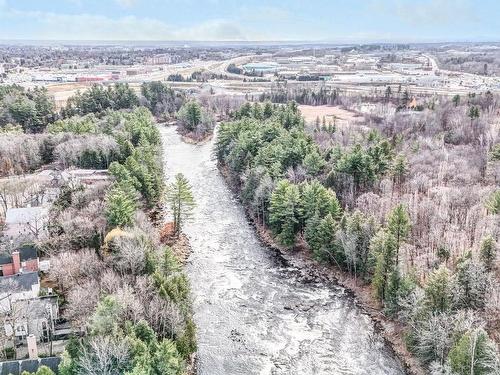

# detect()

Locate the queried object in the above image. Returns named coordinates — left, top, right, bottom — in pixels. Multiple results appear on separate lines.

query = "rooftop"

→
left=0, top=272, right=39, bottom=294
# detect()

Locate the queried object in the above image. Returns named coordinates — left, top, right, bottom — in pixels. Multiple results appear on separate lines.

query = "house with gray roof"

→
left=0, top=357, right=60, bottom=375
left=0, top=272, right=40, bottom=312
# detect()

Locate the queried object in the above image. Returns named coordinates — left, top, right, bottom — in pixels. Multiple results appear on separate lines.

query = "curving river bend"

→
left=161, top=126, right=404, bottom=375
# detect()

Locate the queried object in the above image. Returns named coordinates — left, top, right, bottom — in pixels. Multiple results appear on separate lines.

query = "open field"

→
left=298, top=104, right=362, bottom=126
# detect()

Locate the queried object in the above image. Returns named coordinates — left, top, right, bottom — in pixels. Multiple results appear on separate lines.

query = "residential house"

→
left=6, top=296, right=59, bottom=342
left=0, top=244, right=39, bottom=277
left=0, top=272, right=40, bottom=313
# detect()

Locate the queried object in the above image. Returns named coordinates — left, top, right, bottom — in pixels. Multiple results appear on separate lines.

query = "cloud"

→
left=180, top=19, right=247, bottom=41
left=114, top=0, right=137, bottom=8
left=0, top=4, right=248, bottom=41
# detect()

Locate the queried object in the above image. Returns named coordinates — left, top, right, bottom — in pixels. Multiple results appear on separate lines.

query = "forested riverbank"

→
left=215, top=98, right=500, bottom=375
left=160, top=124, right=404, bottom=374
left=218, top=163, right=422, bottom=374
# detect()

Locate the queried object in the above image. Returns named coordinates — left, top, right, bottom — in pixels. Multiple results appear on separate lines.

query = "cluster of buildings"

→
left=0, top=202, right=61, bottom=373
left=0, top=168, right=109, bottom=372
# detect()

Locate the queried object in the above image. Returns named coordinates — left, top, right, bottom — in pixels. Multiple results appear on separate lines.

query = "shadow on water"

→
left=160, top=125, right=405, bottom=375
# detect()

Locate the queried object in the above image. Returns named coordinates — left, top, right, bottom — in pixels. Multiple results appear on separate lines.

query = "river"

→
left=161, top=126, right=404, bottom=375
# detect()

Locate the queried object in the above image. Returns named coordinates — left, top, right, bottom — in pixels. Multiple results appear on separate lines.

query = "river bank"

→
left=161, top=124, right=405, bottom=374
left=219, top=165, right=426, bottom=375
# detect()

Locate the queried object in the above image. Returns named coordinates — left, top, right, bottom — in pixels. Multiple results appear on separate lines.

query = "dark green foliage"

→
left=453, top=258, right=489, bottom=310
left=0, top=85, right=56, bottom=132
left=301, top=180, right=342, bottom=223
left=335, top=144, right=376, bottom=192
left=303, top=149, right=326, bottom=176
left=467, top=105, right=480, bottom=124
left=47, top=114, right=98, bottom=134
left=486, top=189, right=500, bottom=214
left=177, top=100, right=214, bottom=138
left=63, top=83, right=139, bottom=117
left=479, top=235, right=497, bottom=271
left=339, top=211, right=378, bottom=279
left=437, top=246, right=450, bottom=264
left=141, top=81, right=184, bottom=119
left=391, top=154, right=408, bottom=187
left=448, top=329, right=498, bottom=375
left=387, top=203, right=411, bottom=262
left=370, top=229, right=397, bottom=301
left=104, top=108, right=164, bottom=207
left=105, top=186, right=136, bottom=228
left=424, top=265, right=452, bottom=313
left=306, top=213, right=341, bottom=262
left=490, top=143, right=500, bottom=161
left=269, top=180, right=302, bottom=247
left=178, top=101, right=202, bottom=131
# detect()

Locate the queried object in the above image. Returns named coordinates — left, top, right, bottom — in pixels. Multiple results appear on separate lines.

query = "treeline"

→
left=258, top=84, right=342, bottom=106
left=0, top=107, right=161, bottom=176
left=167, top=70, right=230, bottom=82
left=0, top=81, right=185, bottom=136
left=64, top=82, right=185, bottom=121
left=216, top=101, right=500, bottom=374
left=0, top=81, right=187, bottom=177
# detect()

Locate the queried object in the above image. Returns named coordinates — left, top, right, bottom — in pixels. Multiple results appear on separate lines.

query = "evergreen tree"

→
left=479, top=235, right=497, bottom=271
left=152, top=339, right=184, bottom=375
left=166, top=173, right=195, bottom=237
left=371, top=230, right=397, bottom=301
left=340, top=211, right=378, bottom=278
left=490, top=143, right=500, bottom=161
left=301, top=180, right=341, bottom=223
left=269, top=180, right=302, bottom=247
left=453, top=259, right=489, bottom=310
left=468, top=106, right=480, bottom=126
left=305, top=212, right=323, bottom=256
left=303, top=149, right=326, bottom=177
left=384, top=268, right=401, bottom=313
left=448, top=329, right=498, bottom=375
left=336, top=144, right=375, bottom=193
left=316, top=213, right=340, bottom=262
left=263, top=101, right=273, bottom=119
left=105, top=186, right=136, bottom=228
left=486, top=190, right=500, bottom=214
left=387, top=203, right=411, bottom=264
left=177, top=101, right=202, bottom=131
left=424, top=265, right=452, bottom=313
left=89, top=296, right=122, bottom=336
left=391, top=155, right=408, bottom=189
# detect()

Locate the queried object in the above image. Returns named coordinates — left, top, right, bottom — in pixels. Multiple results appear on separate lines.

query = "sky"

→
left=0, top=0, right=498, bottom=43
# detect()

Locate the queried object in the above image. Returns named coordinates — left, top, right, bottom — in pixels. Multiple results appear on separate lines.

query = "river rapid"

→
left=161, top=126, right=404, bottom=375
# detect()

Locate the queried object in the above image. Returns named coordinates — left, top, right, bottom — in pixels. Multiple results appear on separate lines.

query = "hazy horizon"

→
left=1, top=0, right=499, bottom=43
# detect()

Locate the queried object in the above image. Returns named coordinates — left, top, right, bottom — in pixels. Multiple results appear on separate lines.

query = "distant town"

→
left=1, top=42, right=499, bottom=110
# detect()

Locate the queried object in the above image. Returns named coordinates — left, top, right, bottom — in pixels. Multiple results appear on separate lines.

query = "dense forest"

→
left=216, top=97, right=500, bottom=374
left=0, top=82, right=217, bottom=177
